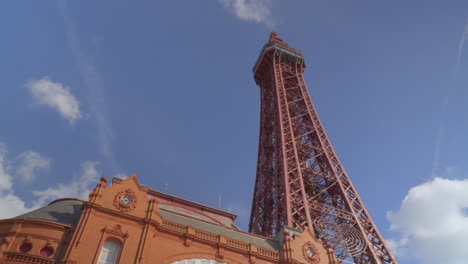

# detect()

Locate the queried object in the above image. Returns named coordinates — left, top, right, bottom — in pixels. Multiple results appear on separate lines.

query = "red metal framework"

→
left=249, top=33, right=398, bottom=264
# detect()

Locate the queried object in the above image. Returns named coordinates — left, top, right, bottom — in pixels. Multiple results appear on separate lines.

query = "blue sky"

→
left=1, top=1, right=468, bottom=263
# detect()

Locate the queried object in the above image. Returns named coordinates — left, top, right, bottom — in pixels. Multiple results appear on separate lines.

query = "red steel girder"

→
left=249, top=32, right=398, bottom=264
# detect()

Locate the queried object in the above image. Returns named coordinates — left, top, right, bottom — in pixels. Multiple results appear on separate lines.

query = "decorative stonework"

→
left=0, top=237, right=10, bottom=250
left=3, top=252, right=54, bottom=264
left=302, top=242, right=320, bottom=264
left=172, top=260, right=226, bottom=264
left=112, top=224, right=123, bottom=233
left=159, top=220, right=279, bottom=261
left=102, top=224, right=129, bottom=241
left=113, top=189, right=137, bottom=212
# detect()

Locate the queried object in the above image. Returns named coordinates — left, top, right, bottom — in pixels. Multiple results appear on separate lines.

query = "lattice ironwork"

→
left=249, top=32, right=398, bottom=264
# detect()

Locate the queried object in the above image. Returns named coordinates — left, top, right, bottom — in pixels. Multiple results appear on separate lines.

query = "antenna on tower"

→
left=218, top=193, right=222, bottom=208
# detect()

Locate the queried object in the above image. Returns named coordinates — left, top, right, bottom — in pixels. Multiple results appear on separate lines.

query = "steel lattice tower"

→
left=249, top=33, right=398, bottom=264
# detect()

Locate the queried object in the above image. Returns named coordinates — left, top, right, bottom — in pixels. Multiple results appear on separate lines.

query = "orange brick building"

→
left=0, top=175, right=339, bottom=264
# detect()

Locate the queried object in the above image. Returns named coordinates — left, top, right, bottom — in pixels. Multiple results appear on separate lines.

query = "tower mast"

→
left=249, top=33, right=398, bottom=264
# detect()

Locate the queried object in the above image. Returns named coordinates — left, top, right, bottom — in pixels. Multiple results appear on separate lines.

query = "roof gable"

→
left=91, top=174, right=158, bottom=219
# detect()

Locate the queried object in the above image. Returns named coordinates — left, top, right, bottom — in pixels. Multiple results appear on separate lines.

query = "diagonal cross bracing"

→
left=249, top=33, right=398, bottom=264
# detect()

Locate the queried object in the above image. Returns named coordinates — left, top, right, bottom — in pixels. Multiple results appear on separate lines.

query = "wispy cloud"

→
left=16, top=150, right=51, bottom=182
left=114, top=173, right=128, bottom=180
left=58, top=0, right=119, bottom=172
left=0, top=143, right=31, bottom=218
left=0, top=143, right=13, bottom=192
left=431, top=125, right=444, bottom=177
left=32, top=161, right=101, bottom=206
left=387, top=177, right=468, bottom=264
left=219, top=0, right=273, bottom=27
left=0, top=142, right=101, bottom=219
left=456, top=18, right=468, bottom=68
left=431, top=18, right=468, bottom=176
left=26, top=76, right=82, bottom=124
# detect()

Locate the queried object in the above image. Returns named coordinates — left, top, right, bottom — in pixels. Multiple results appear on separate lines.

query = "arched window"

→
left=97, top=239, right=121, bottom=264
left=172, top=260, right=226, bottom=264
left=19, top=242, right=32, bottom=254
left=40, top=245, right=54, bottom=257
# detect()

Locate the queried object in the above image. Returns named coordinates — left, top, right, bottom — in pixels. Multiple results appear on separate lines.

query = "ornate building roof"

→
left=13, top=198, right=83, bottom=227
left=0, top=175, right=337, bottom=264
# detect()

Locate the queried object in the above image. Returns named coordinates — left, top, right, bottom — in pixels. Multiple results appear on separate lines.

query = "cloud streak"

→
left=58, top=0, right=119, bottom=172
left=219, top=0, right=273, bottom=27
left=431, top=18, right=468, bottom=176
left=391, top=20, right=468, bottom=262
left=26, top=76, right=82, bottom=124
left=456, top=18, right=468, bottom=68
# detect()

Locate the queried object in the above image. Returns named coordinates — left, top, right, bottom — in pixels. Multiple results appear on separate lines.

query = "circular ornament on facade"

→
left=302, top=242, right=320, bottom=264
left=121, top=195, right=132, bottom=205
left=114, top=189, right=137, bottom=212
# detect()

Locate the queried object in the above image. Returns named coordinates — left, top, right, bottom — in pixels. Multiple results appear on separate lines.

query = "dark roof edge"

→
left=0, top=217, right=72, bottom=228
left=48, top=198, right=86, bottom=206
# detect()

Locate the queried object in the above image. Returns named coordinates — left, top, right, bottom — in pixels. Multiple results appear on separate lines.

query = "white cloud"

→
left=16, top=151, right=51, bottom=182
left=114, top=173, right=128, bottom=180
left=26, top=76, right=82, bottom=124
left=387, top=177, right=468, bottom=264
left=32, top=161, right=101, bottom=206
left=0, top=142, right=101, bottom=219
left=219, top=0, right=273, bottom=26
left=0, top=143, right=13, bottom=191
left=0, top=143, right=30, bottom=218
left=0, top=193, right=30, bottom=219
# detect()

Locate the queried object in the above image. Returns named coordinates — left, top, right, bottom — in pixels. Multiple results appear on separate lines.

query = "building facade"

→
left=0, top=175, right=338, bottom=264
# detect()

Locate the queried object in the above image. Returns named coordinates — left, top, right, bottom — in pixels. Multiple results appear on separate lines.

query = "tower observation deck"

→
left=249, top=32, right=398, bottom=264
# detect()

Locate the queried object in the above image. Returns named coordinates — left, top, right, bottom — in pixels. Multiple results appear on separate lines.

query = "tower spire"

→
left=249, top=33, right=398, bottom=264
left=268, top=32, right=284, bottom=43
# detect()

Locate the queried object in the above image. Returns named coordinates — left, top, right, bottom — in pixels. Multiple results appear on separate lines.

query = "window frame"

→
left=171, top=260, right=227, bottom=264
left=97, top=238, right=122, bottom=264
left=92, top=225, right=128, bottom=264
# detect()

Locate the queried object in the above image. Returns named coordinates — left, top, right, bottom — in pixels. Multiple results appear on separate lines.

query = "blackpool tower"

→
left=249, top=33, right=398, bottom=264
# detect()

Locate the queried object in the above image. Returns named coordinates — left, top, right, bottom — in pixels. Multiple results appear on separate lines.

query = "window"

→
left=97, top=239, right=121, bottom=264
left=19, top=242, right=32, bottom=254
left=40, top=246, right=54, bottom=257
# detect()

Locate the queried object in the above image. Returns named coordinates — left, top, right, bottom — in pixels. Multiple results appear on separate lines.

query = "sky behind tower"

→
left=1, top=1, right=468, bottom=264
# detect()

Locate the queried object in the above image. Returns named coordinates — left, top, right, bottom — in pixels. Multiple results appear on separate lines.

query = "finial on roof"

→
left=269, top=31, right=284, bottom=43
